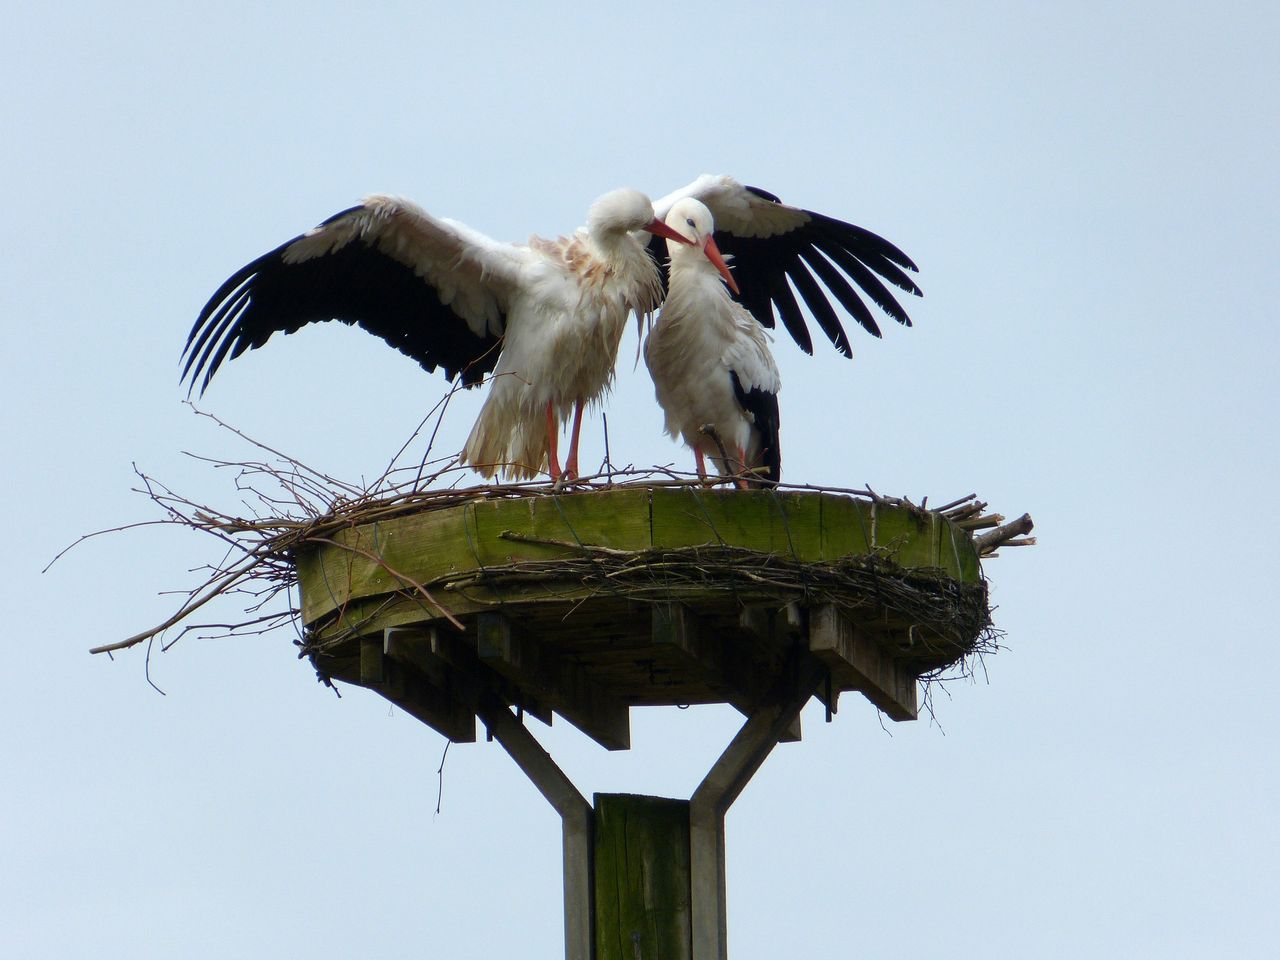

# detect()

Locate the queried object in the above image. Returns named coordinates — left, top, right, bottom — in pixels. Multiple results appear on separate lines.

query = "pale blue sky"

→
left=4, top=3, right=1277, bottom=957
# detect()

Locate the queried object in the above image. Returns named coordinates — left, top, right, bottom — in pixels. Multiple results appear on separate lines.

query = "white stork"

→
left=645, top=198, right=782, bottom=485
left=182, top=188, right=694, bottom=481
left=642, top=175, right=923, bottom=484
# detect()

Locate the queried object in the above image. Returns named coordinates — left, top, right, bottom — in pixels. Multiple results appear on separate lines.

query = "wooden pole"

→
left=594, top=794, right=692, bottom=960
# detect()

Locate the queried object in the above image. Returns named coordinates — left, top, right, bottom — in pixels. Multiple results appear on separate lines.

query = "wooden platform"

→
left=294, top=486, right=987, bottom=748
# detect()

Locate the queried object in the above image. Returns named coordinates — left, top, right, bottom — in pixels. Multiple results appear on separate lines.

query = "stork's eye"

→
left=686, top=218, right=696, bottom=227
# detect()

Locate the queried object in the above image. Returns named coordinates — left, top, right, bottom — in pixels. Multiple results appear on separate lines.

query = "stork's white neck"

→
left=669, top=242, right=726, bottom=285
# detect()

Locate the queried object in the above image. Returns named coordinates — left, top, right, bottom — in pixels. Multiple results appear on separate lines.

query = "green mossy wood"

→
left=594, top=794, right=693, bottom=960
left=297, top=488, right=978, bottom=626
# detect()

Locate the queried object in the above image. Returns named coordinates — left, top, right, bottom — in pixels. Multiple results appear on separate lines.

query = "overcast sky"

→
left=4, top=2, right=1277, bottom=957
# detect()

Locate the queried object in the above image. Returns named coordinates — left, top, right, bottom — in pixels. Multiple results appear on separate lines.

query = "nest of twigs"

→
left=64, top=408, right=1033, bottom=701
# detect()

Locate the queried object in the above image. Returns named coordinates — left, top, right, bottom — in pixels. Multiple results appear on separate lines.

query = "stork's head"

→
left=664, top=197, right=740, bottom=294
left=588, top=188, right=691, bottom=247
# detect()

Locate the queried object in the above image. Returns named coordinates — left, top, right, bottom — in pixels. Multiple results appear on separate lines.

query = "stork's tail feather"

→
left=461, top=405, right=549, bottom=482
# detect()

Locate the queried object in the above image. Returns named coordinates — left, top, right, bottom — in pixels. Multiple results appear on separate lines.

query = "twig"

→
left=435, top=740, right=451, bottom=815
left=698, top=423, right=748, bottom=484
left=934, top=493, right=977, bottom=513
left=974, top=513, right=1036, bottom=555
left=89, top=554, right=262, bottom=654
left=44, top=519, right=175, bottom=574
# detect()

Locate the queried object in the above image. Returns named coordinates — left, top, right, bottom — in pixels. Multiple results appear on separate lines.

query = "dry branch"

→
left=974, top=513, right=1036, bottom=555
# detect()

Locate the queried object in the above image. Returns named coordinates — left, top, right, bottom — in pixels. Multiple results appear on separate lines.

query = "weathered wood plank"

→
left=476, top=612, right=631, bottom=751
left=355, top=636, right=476, bottom=742
left=594, top=794, right=692, bottom=960
left=819, top=495, right=873, bottom=561
left=383, top=628, right=480, bottom=743
left=807, top=604, right=918, bottom=721
left=359, top=636, right=385, bottom=685
left=649, top=488, right=822, bottom=558
left=468, top=488, right=654, bottom=568
left=942, top=517, right=981, bottom=583
left=417, top=626, right=555, bottom=726
left=871, top=503, right=939, bottom=570
left=295, top=506, right=475, bottom=624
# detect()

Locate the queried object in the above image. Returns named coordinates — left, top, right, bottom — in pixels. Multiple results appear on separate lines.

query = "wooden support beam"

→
left=384, top=627, right=450, bottom=688
left=477, top=612, right=630, bottom=751
left=391, top=625, right=555, bottom=727
left=474, top=693, right=594, bottom=960
left=358, top=636, right=385, bottom=685
left=807, top=604, right=918, bottom=722
left=356, top=637, right=476, bottom=742
left=688, top=654, right=826, bottom=960
left=736, top=602, right=803, bottom=644
left=653, top=604, right=801, bottom=743
left=594, top=794, right=692, bottom=960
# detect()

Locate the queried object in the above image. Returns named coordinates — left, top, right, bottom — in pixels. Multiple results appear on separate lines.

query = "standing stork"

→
left=644, top=175, right=922, bottom=483
left=645, top=198, right=781, bottom=485
left=182, top=188, right=694, bottom=481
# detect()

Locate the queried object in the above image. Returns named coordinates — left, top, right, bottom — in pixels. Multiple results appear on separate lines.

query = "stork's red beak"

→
left=644, top=217, right=694, bottom=245
left=702, top=235, right=740, bottom=295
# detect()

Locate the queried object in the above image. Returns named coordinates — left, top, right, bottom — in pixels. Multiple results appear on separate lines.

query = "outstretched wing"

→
left=650, top=174, right=922, bottom=357
left=182, top=196, right=530, bottom=394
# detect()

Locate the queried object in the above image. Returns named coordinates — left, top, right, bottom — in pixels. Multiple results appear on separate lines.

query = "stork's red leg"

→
left=735, top=447, right=750, bottom=490
left=694, top=447, right=708, bottom=480
left=545, top=401, right=562, bottom=481
left=563, top=398, right=585, bottom=481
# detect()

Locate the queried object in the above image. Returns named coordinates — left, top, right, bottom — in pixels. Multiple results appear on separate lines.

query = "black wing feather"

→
left=815, top=241, right=914, bottom=328
left=704, top=186, right=921, bottom=355
left=803, top=209, right=920, bottom=275
left=730, top=370, right=781, bottom=486
left=797, top=248, right=882, bottom=339
left=183, top=217, right=504, bottom=396
left=763, top=260, right=813, bottom=356
left=781, top=253, right=851, bottom=357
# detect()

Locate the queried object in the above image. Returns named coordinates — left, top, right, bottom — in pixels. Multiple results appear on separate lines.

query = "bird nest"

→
left=294, top=483, right=997, bottom=675
left=74, top=410, right=1033, bottom=727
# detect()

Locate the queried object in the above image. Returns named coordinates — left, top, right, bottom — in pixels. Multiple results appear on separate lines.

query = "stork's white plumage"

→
left=182, top=188, right=691, bottom=481
left=645, top=198, right=782, bottom=485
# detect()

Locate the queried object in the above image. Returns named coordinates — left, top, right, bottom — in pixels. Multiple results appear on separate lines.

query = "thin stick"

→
left=89, top=554, right=261, bottom=654
left=435, top=740, right=451, bottom=815
left=974, top=513, right=1036, bottom=554
left=934, top=493, right=978, bottom=513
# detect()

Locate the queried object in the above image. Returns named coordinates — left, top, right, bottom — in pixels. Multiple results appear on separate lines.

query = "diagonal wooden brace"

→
left=688, top=653, right=826, bottom=960
left=475, top=692, right=594, bottom=960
